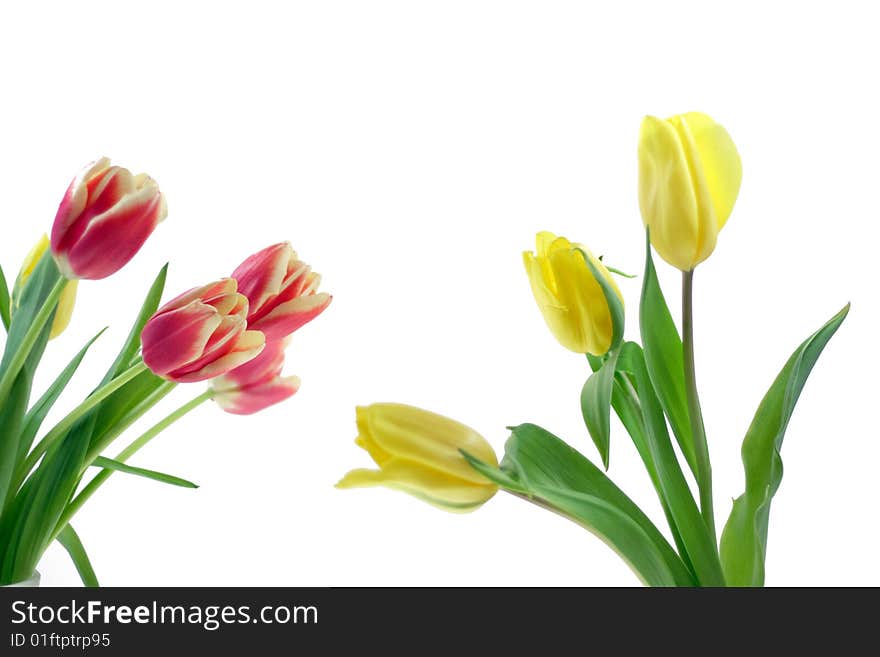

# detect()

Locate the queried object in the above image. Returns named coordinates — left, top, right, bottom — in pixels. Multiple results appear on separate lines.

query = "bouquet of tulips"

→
left=340, top=112, right=848, bottom=586
left=0, top=159, right=330, bottom=586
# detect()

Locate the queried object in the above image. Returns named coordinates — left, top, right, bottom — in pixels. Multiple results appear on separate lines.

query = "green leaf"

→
left=17, top=329, right=106, bottom=465
left=605, top=265, right=637, bottom=279
left=580, top=347, right=620, bottom=469
left=579, top=248, right=625, bottom=352
left=102, top=264, right=167, bottom=385
left=0, top=263, right=10, bottom=330
left=0, top=254, right=61, bottom=515
left=628, top=343, right=725, bottom=586
left=92, top=456, right=198, bottom=489
left=85, top=370, right=169, bottom=459
left=56, top=524, right=99, bottom=587
left=0, top=414, right=94, bottom=584
left=467, top=423, right=694, bottom=586
left=639, top=231, right=699, bottom=481
left=602, top=364, right=694, bottom=578
left=720, top=304, right=849, bottom=587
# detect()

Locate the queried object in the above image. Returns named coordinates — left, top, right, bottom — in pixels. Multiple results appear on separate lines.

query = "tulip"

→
left=232, top=242, right=331, bottom=341
left=210, top=338, right=301, bottom=415
left=141, top=278, right=265, bottom=383
left=15, top=235, right=78, bottom=339
left=522, top=232, right=622, bottom=356
left=337, top=403, right=499, bottom=511
left=51, top=157, right=167, bottom=280
left=638, top=112, right=742, bottom=271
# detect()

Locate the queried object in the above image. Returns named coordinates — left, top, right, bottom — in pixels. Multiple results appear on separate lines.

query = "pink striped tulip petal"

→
left=213, top=374, right=301, bottom=415
left=51, top=158, right=167, bottom=280
left=211, top=338, right=300, bottom=414
left=232, top=242, right=332, bottom=341
left=142, top=278, right=266, bottom=383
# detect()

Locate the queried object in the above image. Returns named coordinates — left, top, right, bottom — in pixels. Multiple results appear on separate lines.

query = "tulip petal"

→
left=214, top=374, right=301, bottom=415
left=49, top=280, right=78, bottom=339
left=681, top=112, right=742, bottom=230
left=212, top=338, right=288, bottom=389
left=336, top=459, right=496, bottom=510
left=141, top=304, right=222, bottom=376
left=232, top=242, right=296, bottom=314
left=248, top=292, right=332, bottom=341
left=159, top=279, right=238, bottom=314
left=523, top=234, right=620, bottom=355
left=639, top=115, right=714, bottom=271
left=51, top=158, right=111, bottom=239
left=358, top=404, right=497, bottom=485
left=171, top=329, right=265, bottom=382
left=65, top=186, right=165, bottom=280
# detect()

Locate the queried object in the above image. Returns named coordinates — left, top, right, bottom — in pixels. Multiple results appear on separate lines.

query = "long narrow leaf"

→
left=720, top=304, right=849, bottom=586
left=101, top=264, right=167, bottom=384
left=0, top=254, right=60, bottom=516
left=0, top=262, right=10, bottom=330
left=639, top=232, right=698, bottom=480
left=17, top=329, right=106, bottom=465
left=629, top=343, right=725, bottom=586
left=92, top=456, right=198, bottom=489
left=56, top=524, right=98, bottom=587
left=0, top=415, right=94, bottom=584
left=608, top=368, right=695, bottom=578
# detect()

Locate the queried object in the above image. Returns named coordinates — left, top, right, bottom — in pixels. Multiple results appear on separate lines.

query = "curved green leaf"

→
left=639, top=232, right=698, bottom=480
left=720, top=304, right=849, bottom=586
left=580, top=250, right=625, bottom=352
left=580, top=347, right=620, bottom=469
left=92, top=456, right=198, bottom=489
left=56, top=524, right=98, bottom=587
left=466, top=423, right=694, bottom=586
left=17, top=329, right=106, bottom=464
left=103, top=263, right=167, bottom=385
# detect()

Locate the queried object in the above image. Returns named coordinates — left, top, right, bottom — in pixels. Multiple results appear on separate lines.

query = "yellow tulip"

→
left=638, top=112, right=742, bottom=271
left=522, top=232, right=623, bottom=356
left=337, top=403, right=499, bottom=512
left=17, top=235, right=78, bottom=339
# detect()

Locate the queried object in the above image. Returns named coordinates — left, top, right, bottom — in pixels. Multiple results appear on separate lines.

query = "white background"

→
left=0, top=1, right=876, bottom=586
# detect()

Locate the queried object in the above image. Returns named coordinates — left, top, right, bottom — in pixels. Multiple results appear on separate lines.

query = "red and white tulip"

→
left=141, top=279, right=265, bottom=383
left=51, top=158, right=167, bottom=280
left=232, top=242, right=331, bottom=341
left=211, top=338, right=301, bottom=415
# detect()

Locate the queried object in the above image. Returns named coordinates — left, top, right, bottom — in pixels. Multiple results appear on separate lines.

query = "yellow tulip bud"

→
left=337, top=403, right=499, bottom=512
left=522, top=232, right=623, bottom=356
left=638, top=112, right=742, bottom=271
left=16, top=235, right=78, bottom=339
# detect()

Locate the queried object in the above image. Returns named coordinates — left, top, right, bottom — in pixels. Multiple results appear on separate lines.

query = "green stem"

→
left=16, top=360, right=149, bottom=485
left=682, top=270, right=715, bottom=541
left=0, top=278, right=65, bottom=404
left=53, top=389, right=213, bottom=541
left=82, top=380, right=177, bottom=467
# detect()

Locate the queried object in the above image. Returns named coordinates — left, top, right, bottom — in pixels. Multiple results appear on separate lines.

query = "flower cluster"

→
left=339, top=112, right=848, bottom=588
left=0, top=157, right=330, bottom=587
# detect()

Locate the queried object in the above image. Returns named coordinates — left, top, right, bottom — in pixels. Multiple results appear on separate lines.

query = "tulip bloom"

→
left=337, top=403, right=499, bottom=511
left=16, top=235, right=78, bottom=339
left=210, top=338, right=301, bottom=415
left=142, top=279, right=265, bottom=383
left=523, top=232, right=622, bottom=356
left=51, top=157, right=167, bottom=280
left=638, top=112, right=742, bottom=271
left=232, top=242, right=331, bottom=341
